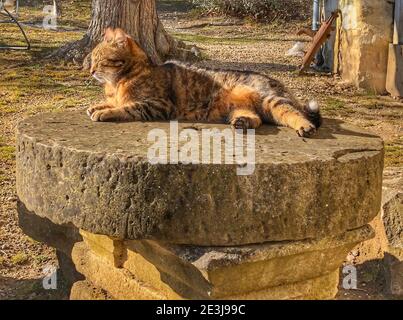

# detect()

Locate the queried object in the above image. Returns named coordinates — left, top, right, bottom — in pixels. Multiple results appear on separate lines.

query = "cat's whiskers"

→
left=85, top=76, right=95, bottom=87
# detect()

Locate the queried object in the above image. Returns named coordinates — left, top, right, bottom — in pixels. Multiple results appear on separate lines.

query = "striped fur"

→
left=88, top=28, right=321, bottom=137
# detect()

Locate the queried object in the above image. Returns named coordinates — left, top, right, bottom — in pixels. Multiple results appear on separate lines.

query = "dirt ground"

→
left=0, top=0, right=401, bottom=300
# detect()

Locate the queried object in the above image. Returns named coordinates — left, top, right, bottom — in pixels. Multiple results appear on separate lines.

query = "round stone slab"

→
left=16, top=110, right=384, bottom=245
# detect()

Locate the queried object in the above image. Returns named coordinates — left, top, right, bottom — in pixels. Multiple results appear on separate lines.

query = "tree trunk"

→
left=52, top=0, right=193, bottom=66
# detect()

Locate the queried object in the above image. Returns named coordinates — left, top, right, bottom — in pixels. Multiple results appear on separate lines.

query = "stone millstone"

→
left=16, top=110, right=384, bottom=245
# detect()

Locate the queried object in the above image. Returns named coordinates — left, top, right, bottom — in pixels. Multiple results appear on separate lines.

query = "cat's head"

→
left=90, top=28, right=149, bottom=84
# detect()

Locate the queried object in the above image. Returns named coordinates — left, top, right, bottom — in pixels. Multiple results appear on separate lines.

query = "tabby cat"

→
left=87, top=28, right=321, bottom=137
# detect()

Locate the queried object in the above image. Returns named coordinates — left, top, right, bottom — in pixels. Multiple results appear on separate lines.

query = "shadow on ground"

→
left=199, top=59, right=298, bottom=73
left=0, top=275, right=69, bottom=300
left=337, top=257, right=401, bottom=300
left=157, top=0, right=194, bottom=13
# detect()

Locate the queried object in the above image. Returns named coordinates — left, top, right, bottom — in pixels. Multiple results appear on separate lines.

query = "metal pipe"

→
left=0, top=6, right=30, bottom=50
left=312, top=0, right=320, bottom=31
left=394, top=0, right=403, bottom=44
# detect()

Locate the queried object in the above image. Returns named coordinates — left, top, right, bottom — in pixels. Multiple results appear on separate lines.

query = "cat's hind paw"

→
left=232, top=117, right=252, bottom=133
left=296, top=123, right=316, bottom=138
left=231, top=116, right=261, bottom=133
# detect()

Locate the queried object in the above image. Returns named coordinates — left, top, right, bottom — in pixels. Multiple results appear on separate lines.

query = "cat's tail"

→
left=304, top=100, right=322, bottom=129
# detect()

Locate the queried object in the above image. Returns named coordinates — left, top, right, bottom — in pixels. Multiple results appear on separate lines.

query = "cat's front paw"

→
left=90, top=108, right=128, bottom=122
left=296, top=123, right=316, bottom=138
left=87, top=104, right=113, bottom=117
left=91, top=109, right=114, bottom=122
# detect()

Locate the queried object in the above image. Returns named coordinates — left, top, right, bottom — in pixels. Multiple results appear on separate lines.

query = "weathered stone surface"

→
left=336, top=0, right=394, bottom=93
left=347, top=168, right=402, bottom=263
left=123, top=225, right=373, bottom=298
left=227, top=269, right=340, bottom=300
left=16, top=110, right=383, bottom=245
left=79, top=230, right=125, bottom=267
left=382, top=191, right=402, bottom=250
left=70, top=280, right=112, bottom=300
left=346, top=213, right=387, bottom=265
left=381, top=168, right=403, bottom=296
left=72, top=242, right=179, bottom=300
left=384, top=253, right=403, bottom=297
left=72, top=240, right=342, bottom=300
left=382, top=167, right=403, bottom=254
left=73, top=225, right=372, bottom=299
left=345, top=168, right=402, bottom=297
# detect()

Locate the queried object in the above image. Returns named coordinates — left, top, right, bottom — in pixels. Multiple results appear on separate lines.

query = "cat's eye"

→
left=106, top=59, right=125, bottom=67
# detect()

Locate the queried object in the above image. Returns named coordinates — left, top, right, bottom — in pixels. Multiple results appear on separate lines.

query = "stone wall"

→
left=335, top=0, right=394, bottom=93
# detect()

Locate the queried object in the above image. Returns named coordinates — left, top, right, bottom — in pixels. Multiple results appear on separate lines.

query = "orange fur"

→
left=87, top=28, right=321, bottom=137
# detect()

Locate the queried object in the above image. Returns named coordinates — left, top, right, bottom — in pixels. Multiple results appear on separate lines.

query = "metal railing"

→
left=0, top=0, right=30, bottom=50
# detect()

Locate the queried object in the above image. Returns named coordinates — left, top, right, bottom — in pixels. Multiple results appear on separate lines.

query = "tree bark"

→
left=52, top=0, right=193, bottom=66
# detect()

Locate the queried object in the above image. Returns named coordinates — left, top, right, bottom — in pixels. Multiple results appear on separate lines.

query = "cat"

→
left=87, top=28, right=321, bottom=137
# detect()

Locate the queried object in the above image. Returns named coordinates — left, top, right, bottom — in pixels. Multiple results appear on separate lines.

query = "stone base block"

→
left=72, top=225, right=373, bottom=300
left=73, top=241, right=170, bottom=300
left=384, top=250, right=403, bottom=297
left=79, top=230, right=125, bottom=267
left=229, top=270, right=339, bottom=300
left=70, top=280, right=112, bottom=300
left=70, top=262, right=339, bottom=300
left=349, top=170, right=402, bottom=297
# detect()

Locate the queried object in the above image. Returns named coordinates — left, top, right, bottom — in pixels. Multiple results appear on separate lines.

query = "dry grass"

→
left=0, top=0, right=96, bottom=300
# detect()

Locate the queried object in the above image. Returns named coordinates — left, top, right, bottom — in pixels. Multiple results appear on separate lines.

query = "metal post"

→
left=312, top=0, right=320, bottom=31
left=394, top=0, right=403, bottom=44
left=322, top=0, right=338, bottom=71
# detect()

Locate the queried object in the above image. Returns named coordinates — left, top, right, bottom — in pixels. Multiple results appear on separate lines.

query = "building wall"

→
left=335, top=0, right=394, bottom=93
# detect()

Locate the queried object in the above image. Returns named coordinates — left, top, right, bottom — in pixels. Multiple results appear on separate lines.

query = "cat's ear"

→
left=104, top=27, right=115, bottom=43
left=114, top=28, right=129, bottom=47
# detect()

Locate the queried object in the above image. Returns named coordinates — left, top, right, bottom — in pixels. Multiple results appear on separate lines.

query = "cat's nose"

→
left=90, top=65, right=96, bottom=75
